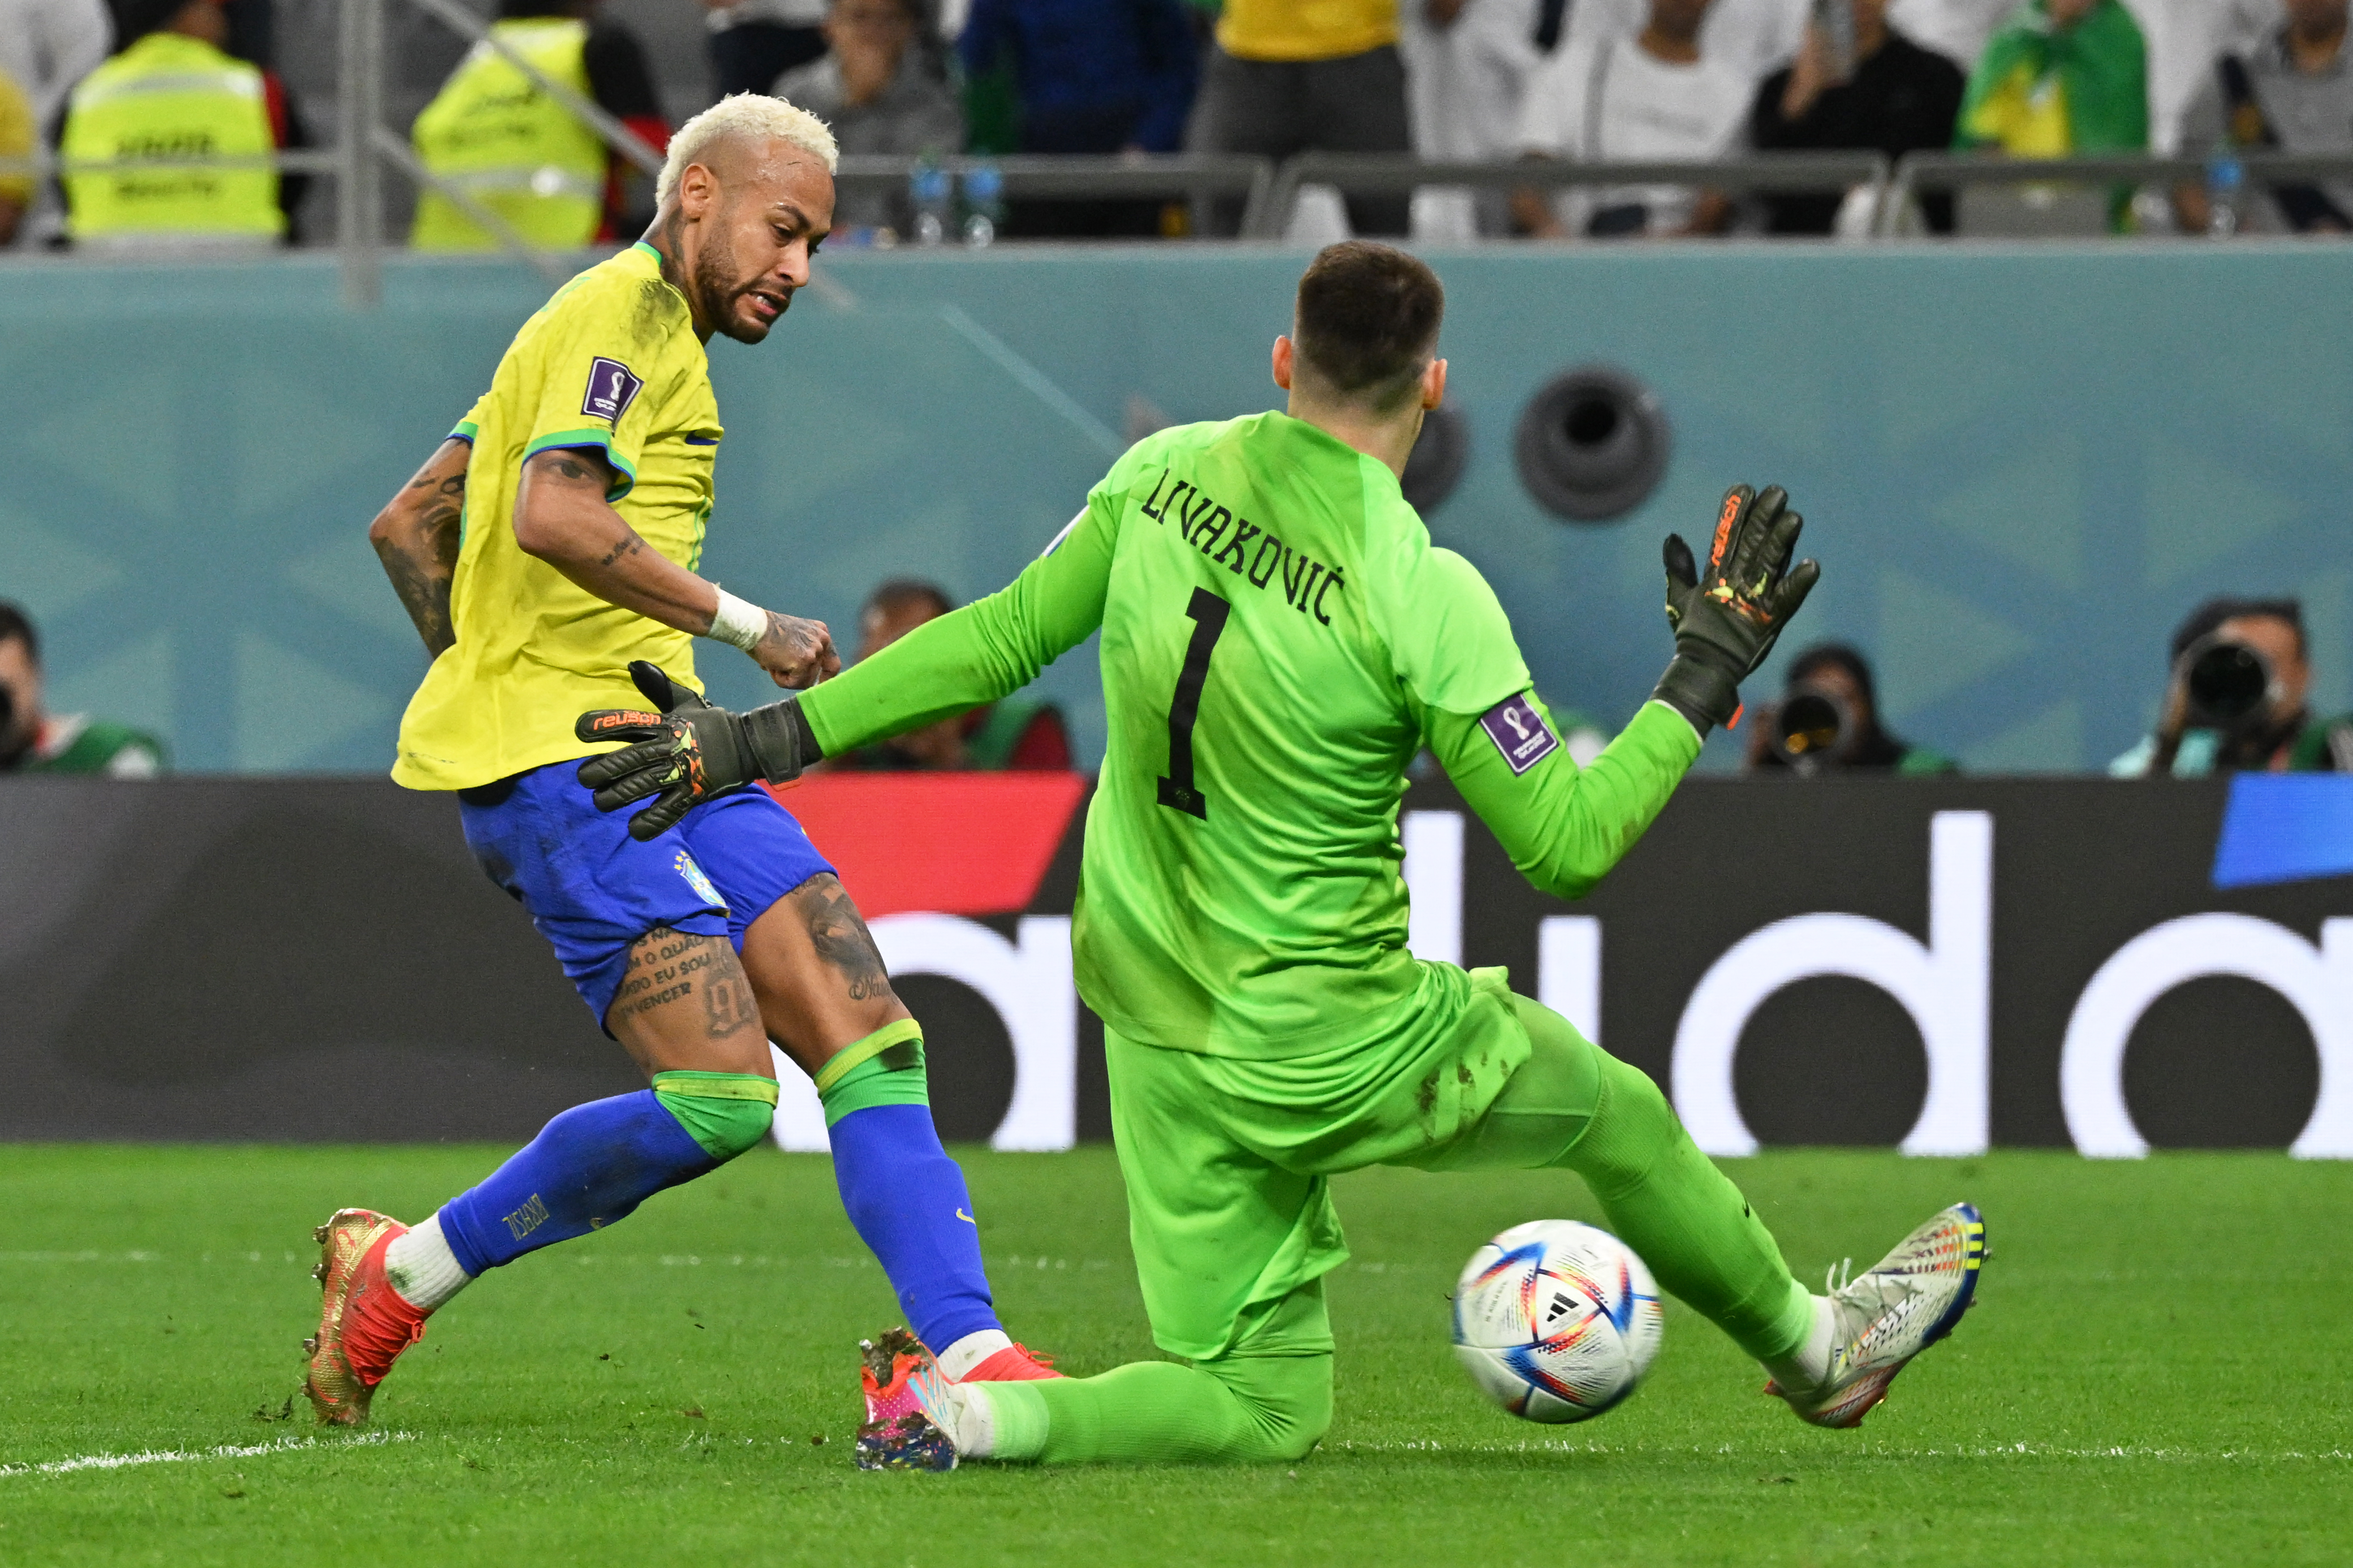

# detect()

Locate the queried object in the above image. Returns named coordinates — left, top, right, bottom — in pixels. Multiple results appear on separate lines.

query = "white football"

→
left=1450, top=1219, right=1664, bottom=1424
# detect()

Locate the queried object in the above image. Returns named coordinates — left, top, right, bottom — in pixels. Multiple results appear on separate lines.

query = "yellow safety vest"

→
left=411, top=18, right=606, bottom=251
left=62, top=32, right=282, bottom=244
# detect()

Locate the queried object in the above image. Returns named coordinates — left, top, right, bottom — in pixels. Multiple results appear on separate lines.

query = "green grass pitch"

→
left=3, top=1146, right=2348, bottom=1565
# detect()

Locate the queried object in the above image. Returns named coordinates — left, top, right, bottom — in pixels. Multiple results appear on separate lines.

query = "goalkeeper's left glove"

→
left=575, top=660, right=818, bottom=841
left=1650, top=483, right=1821, bottom=735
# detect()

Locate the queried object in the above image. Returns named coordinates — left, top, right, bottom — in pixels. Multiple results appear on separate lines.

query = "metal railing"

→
left=1253, top=150, right=1893, bottom=239
left=833, top=153, right=1276, bottom=236
left=1882, top=150, right=2353, bottom=236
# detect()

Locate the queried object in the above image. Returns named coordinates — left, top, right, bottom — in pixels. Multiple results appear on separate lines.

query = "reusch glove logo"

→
left=581, top=709, right=663, bottom=737
left=1708, top=489, right=1742, bottom=572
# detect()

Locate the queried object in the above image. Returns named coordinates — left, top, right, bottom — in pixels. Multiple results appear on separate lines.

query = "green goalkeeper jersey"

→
left=797, top=412, right=1701, bottom=1059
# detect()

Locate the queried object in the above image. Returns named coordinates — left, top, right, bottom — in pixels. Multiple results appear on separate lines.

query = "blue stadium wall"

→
left=5, top=241, right=2348, bottom=775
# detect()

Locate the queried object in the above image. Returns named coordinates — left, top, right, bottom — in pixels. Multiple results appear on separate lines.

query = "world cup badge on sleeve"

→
left=1479, top=693, right=1560, bottom=775
left=583, top=357, right=644, bottom=424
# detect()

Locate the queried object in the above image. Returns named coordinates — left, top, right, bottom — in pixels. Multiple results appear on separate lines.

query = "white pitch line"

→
left=0, top=1430, right=413, bottom=1479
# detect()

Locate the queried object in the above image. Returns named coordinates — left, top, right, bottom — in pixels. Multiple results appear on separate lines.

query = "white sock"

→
left=382, top=1213, right=472, bottom=1312
left=936, top=1329, right=1012, bottom=1381
left=1762, top=1295, right=1834, bottom=1391
left=942, top=1381, right=998, bottom=1457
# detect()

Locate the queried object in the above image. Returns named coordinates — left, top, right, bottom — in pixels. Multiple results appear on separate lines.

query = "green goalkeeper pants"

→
left=983, top=964, right=1813, bottom=1465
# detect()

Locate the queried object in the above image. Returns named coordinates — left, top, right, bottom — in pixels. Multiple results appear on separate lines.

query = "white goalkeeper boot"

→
left=1766, top=1202, right=1985, bottom=1429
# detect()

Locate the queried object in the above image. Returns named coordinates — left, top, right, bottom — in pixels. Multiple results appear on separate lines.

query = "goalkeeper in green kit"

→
left=574, top=242, right=1985, bottom=1468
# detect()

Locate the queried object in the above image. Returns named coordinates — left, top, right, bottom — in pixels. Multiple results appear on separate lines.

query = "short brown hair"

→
left=1292, top=241, right=1444, bottom=413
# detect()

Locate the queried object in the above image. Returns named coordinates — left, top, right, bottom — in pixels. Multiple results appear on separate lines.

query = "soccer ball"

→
left=1450, top=1220, right=1664, bottom=1424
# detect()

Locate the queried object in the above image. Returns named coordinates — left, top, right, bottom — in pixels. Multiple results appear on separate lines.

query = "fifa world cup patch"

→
left=583, top=357, right=644, bottom=424
left=674, top=850, right=727, bottom=912
left=1479, top=693, right=1559, bottom=775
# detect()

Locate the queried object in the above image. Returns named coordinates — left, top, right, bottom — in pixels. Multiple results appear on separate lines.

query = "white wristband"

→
left=707, top=586, right=768, bottom=653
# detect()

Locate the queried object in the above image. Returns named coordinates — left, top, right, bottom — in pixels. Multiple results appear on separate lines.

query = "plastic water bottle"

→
left=2205, top=155, right=2243, bottom=238
left=910, top=159, right=951, bottom=246
left=962, top=161, right=1005, bottom=247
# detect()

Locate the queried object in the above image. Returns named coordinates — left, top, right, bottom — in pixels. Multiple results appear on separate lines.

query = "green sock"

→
left=815, top=1019, right=929, bottom=1125
left=1553, top=1049, right=1815, bottom=1363
left=989, top=1352, right=1332, bottom=1465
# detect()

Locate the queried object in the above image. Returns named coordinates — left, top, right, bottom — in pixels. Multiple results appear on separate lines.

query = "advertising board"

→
left=1, top=775, right=2343, bottom=1154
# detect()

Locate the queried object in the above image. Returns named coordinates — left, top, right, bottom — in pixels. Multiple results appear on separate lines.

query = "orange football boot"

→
left=302, top=1208, right=428, bottom=1427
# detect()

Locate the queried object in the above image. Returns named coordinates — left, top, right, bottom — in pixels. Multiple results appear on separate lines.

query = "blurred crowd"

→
left=3, top=0, right=2348, bottom=249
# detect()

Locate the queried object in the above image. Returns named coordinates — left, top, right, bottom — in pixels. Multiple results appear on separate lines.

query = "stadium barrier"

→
left=1250, top=150, right=1892, bottom=239
left=20, top=98, right=2353, bottom=300
left=3, top=774, right=2343, bottom=1156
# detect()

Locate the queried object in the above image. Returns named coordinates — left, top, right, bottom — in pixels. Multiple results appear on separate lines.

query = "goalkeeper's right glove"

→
left=1650, top=483, right=1821, bottom=735
left=574, top=660, right=817, bottom=841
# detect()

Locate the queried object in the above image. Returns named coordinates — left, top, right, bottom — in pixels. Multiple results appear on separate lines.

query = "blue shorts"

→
left=458, top=762, right=835, bottom=1030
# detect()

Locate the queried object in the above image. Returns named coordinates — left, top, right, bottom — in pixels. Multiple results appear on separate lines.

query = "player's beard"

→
left=695, top=228, right=789, bottom=345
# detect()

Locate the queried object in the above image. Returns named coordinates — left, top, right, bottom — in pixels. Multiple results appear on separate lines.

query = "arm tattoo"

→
left=548, top=453, right=603, bottom=483
left=594, top=535, right=646, bottom=568
left=378, top=542, right=455, bottom=656
left=800, top=876, right=892, bottom=1003
left=404, top=470, right=467, bottom=502
left=373, top=503, right=460, bottom=657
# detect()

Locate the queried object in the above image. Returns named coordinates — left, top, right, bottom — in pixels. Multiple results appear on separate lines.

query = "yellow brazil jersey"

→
left=393, top=241, right=723, bottom=791
left=1217, top=0, right=1397, bottom=63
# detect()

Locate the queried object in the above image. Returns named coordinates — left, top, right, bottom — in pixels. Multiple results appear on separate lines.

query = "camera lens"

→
left=1775, top=690, right=1845, bottom=763
left=2186, top=641, right=2268, bottom=727
left=1513, top=365, right=1671, bottom=522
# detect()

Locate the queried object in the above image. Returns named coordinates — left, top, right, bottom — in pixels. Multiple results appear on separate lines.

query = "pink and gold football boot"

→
left=301, top=1208, right=429, bottom=1427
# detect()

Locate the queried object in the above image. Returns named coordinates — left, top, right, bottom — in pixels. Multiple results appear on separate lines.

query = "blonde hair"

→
left=656, top=93, right=839, bottom=210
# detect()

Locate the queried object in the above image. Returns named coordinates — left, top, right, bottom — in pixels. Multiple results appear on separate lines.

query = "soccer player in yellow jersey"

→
left=304, top=94, right=1055, bottom=1427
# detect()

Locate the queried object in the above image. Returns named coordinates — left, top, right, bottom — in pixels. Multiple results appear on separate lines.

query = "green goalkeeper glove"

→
left=574, top=660, right=818, bottom=841
left=1651, top=483, right=1821, bottom=735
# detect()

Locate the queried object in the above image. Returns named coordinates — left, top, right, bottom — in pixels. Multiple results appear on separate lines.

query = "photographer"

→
left=0, top=603, right=166, bottom=776
left=2110, top=597, right=2353, bottom=776
left=1744, top=642, right=1958, bottom=776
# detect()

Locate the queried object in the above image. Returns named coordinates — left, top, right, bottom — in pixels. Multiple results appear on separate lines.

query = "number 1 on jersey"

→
left=1157, top=587, right=1231, bottom=819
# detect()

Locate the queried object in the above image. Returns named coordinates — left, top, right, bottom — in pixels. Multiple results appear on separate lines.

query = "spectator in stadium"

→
left=1400, top=0, right=1545, bottom=240
left=1897, top=1, right=2283, bottom=153
left=0, top=0, right=108, bottom=131
left=2172, top=0, right=2351, bottom=234
left=0, top=603, right=166, bottom=776
left=1185, top=0, right=1415, bottom=236
left=703, top=0, right=829, bottom=98
left=0, top=66, right=33, bottom=244
left=410, top=0, right=671, bottom=252
left=821, top=579, right=1073, bottom=771
left=56, top=0, right=305, bottom=248
left=776, top=0, right=962, bottom=236
left=2111, top=597, right=2353, bottom=775
left=1953, top=0, right=2147, bottom=227
left=958, top=0, right=1199, bottom=237
left=1743, top=642, right=1957, bottom=774
left=1512, top=0, right=1749, bottom=238
left=1562, top=0, right=1808, bottom=84
left=1749, top=0, right=1966, bottom=233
